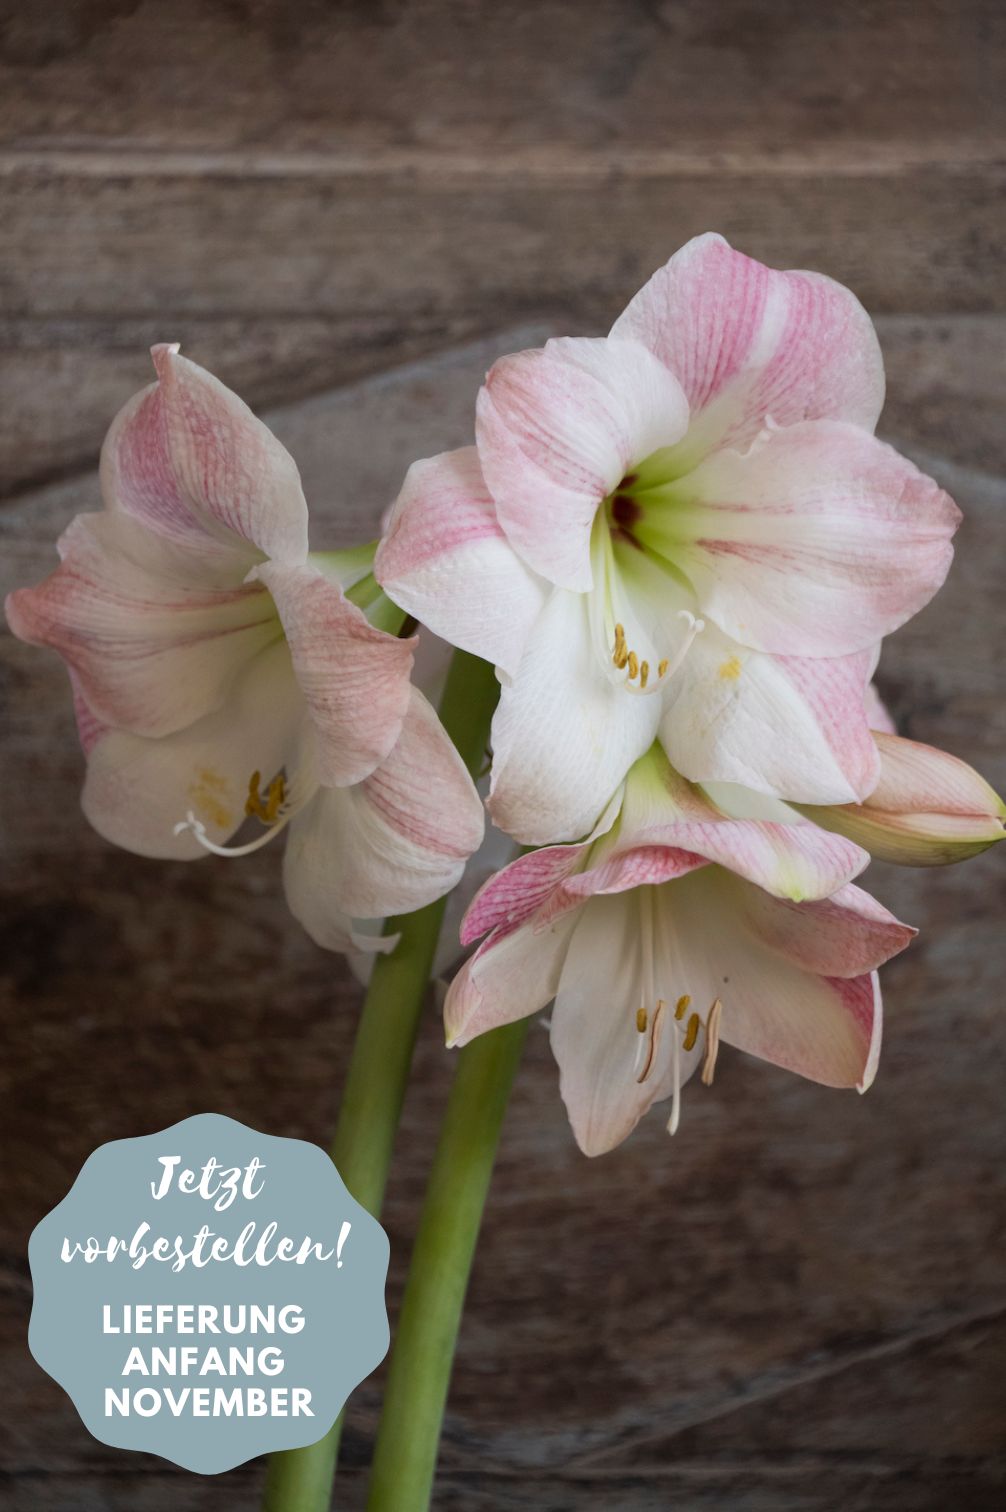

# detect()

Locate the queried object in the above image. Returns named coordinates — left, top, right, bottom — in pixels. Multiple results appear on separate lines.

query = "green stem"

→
left=262, top=650, right=497, bottom=1512
left=365, top=1018, right=529, bottom=1511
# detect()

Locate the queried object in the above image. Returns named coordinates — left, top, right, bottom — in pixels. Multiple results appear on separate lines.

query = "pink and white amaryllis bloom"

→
left=5, top=345, right=484, bottom=953
left=446, top=747, right=915, bottom=1156
left=377, top=234, right=961, bottom=845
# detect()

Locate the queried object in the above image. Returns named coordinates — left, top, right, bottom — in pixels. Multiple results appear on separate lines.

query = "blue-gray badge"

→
left=28, top=1113, right=389, bottom=1474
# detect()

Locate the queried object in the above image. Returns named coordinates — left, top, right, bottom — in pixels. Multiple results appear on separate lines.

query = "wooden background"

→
left=1, top=2, right=1004, bottom=1508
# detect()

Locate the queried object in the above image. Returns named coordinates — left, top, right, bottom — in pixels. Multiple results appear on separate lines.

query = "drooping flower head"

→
left=377, top=235, right=961, bottom=845
left=447, top=746, right=915, bottom=1155
left=5, top=345, right=484, bottom=952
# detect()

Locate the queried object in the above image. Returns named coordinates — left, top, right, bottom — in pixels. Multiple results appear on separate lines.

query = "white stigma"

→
left=173, top=810, right=297, bottom=857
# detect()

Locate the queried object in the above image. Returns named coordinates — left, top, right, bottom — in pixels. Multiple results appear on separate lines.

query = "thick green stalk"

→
left=365, top=1018, right=529, bottom=1511
left=263, top=650, right=497, bottom=1512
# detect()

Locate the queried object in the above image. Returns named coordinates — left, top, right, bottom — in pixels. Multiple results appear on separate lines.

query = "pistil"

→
left=174, top=768, right=313, bottom=857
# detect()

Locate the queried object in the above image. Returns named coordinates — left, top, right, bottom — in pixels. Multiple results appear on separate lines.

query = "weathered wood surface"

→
left=2, top=330, right=1004, bottom=1509
left=2, top=1, right=1005, bottom=1507
left=1, top=0, right=1004, bottom=495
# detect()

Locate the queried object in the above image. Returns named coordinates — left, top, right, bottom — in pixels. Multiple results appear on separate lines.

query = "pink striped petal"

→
left=569, top=746, right=869, bottom=900
left=374, top=446, right=546, bottom=676
left=661, top=625, right=881, bottom=804
left=67, top=669, right=111, bottom=756
left=611, top=233, right=884, bottom=459
left=569, top=818, right=867, bottom=904
left=444, top=909, right=578, bottom=1049
left=460, top=841, right=589, bottom=945
left=648, top=869, right=898, bottom=1092
left=476, top=336, right=689, bottom=590
left=864, top=680, right=896, bottom=733
left=101, top=344, right=308, bottom=567
left=6, top=512, right=281, bottom=739
left=723, top=877, right=916, bottom=977
left=257, top=560, right=415, bottom=789
left=867, top=732, right=1004, bottom=822
left=283, top=687, right=484, bottom=934
left=664, top=422, right=959, bottom=657
left=722, top=965, right=884, bottom=1093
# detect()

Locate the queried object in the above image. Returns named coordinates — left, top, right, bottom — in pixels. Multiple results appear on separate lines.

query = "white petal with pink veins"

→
left=646, top=869, right=891, bottom=1093
left=659, top=623, right=881, bottom=804
left=723, top=876, right=916, bottom=978
left=611, top=232, right=885, bottom=461
left=476, top=336, right=689, bottom=590
left=102, top=345, right=309, bottom=566
left=797, top=733, right=1006, bottom=865
left=6, top=512, right=282, bottom=740
left=80, top=641, right=306, bottom=859
left=282, top=687, right=484, bottom=931
left=375, top=446, right=546, bottom=676
left=651, top=421, right=959, bottom=657
left=444, top=910, right=578, bottom=1048
left=460, top=841, right=590, bottom=944
left=257, top=560, right=416, bottom=789
left=864, top=680, right=896, bottom=733
left=866, top=732, right=1005, bottom=822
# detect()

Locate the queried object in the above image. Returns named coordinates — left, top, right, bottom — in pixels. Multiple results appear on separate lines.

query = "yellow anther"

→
left=674, top=994, right=691, bottom=1020
left=627, top=651, right=639, bottom=681
left=636, top=999, right=667, bottom=1085
left=701, top=999, right=723, bottom=1087
left=614, top=622, right=625, bottom=647
left=245, top=770, right=286, bottom=826
left=658, top=658, right=670, bottom=678
left=613, top=643, right=629, bottom=670
left=245, top=771, right=263, bottom=820
left=636, top=1006, right=648, bottom=1034
left=683, top=1011, right=701, bottom=1052
left=639, top=660, right=649, bottom=689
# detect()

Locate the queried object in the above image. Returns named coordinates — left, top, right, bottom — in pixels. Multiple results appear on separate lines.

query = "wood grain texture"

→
left=2, top=332, right=1004, bottom=1509
left=1, top=0, right=1001, bottom=158
left=1, top=0, right=1003, bottom=495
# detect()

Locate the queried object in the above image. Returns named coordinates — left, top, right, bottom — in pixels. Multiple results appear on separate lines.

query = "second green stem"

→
left=365, top=1017, right=529, bottom=1511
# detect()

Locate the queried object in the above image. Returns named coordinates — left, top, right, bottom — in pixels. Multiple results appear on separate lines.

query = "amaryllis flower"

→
left=446, top=746, right=914, bottom=1156
left=5, top=345, right=484, bottom=953
left=377, top=234, right=960, bottom=845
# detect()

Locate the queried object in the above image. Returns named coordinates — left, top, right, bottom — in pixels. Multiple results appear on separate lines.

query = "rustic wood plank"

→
left=2, top=329, right=1004, bottom=1507
left=2, top=165, right=1000, bottom=331
left=2, top=0, right=1001, bottom=495
left=1, top=0, right=1000, bottom=160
